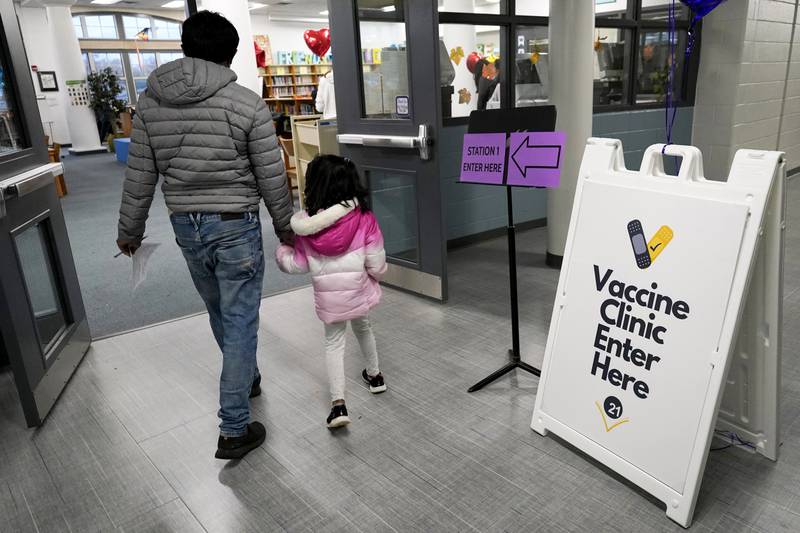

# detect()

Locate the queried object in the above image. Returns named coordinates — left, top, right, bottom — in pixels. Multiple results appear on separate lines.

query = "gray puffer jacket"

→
left=118, top=57, right=292, bottom=241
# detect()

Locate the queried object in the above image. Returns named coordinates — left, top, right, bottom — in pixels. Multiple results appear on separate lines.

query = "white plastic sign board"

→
left=716, top=167, right=785, bottom=460
left=531, top=139, right=783, bottom=528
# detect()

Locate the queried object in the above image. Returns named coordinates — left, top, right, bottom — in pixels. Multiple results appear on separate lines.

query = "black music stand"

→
left=465, top=106, right=557, bottom=392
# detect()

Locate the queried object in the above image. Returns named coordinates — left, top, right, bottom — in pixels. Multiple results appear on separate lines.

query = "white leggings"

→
left=324, top=316, right=380, bottom=403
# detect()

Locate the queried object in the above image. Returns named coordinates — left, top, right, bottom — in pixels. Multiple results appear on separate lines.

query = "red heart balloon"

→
left=304, top=28, right=331, bottom=57
left=466, top=51, right=483, bottom=74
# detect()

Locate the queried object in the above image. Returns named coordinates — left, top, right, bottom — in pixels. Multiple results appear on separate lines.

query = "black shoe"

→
left=249, top=374, right=261, bottom=398
left=362, top=369, right=387, bottom=394
left=215, top=422, right=266, bottom=460
left=326, top=404, right=351, bottom=429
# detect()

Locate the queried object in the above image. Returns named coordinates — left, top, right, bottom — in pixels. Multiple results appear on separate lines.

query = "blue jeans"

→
left=171, top=212, right=264, bottom=437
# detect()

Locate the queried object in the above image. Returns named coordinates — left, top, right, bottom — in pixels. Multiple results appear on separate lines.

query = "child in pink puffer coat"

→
left=276, top=155, right=388, bottom=428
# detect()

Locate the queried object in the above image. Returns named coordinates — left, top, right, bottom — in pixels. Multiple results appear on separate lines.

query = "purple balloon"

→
left=680, top=0, right=726, bottom=21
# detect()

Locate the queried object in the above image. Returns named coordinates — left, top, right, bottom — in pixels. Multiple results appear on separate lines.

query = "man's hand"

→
left=278, top=230, right=295, bottom=247
left=116, top=238, right=142, bottom=257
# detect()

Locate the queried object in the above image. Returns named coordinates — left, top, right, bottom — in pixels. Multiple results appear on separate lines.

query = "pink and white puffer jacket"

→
left=276, top=200, right=387, bottom=324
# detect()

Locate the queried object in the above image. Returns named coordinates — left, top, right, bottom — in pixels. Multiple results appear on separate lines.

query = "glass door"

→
left=0, top=169, right=91, bottom=427
left=329, top=0, right=447, bottom=300
left=0, top=2, right=90, bottom=427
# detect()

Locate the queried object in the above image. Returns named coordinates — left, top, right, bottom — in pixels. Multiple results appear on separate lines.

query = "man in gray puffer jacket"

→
left=116, top=11, right=292, bottom=460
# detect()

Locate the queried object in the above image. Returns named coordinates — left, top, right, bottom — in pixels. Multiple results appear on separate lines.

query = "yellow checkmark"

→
left=595, top=401, right=630, bottom=432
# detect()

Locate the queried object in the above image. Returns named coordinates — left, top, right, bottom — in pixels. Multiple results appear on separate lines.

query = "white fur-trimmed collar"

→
left=291, top=200, right=358, bottom=236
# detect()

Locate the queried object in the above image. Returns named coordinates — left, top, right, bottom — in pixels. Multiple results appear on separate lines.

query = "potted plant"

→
left=87, top=67, right=127, bottom=145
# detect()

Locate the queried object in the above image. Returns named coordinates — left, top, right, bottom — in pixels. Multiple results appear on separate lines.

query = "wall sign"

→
left=459, top=130, right=565, bottom=187
left=531, top=139, right=783, bottom=528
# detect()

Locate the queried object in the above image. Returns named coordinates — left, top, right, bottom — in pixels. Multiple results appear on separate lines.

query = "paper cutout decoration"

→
left=481, top=62, right=498, bottom=81
left=450, top=46, right=465, bottom=65
left=530, top=51, right=540, bottom=64
left=458, top=88, right=471, bottom=104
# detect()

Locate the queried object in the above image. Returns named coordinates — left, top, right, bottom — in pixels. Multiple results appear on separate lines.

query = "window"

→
left=439, top=24, right=504, bottom=118
left=438, top=0, right=505, bottom=15
left=73, top=13, right=182, bottom=41
left=514, top=26, right=548, bottom=108
left=83, top=15, right=117, bottom=39
left=356, top=0, right=410, bottom=119
left=151, top=17, right=181, bottom=40
left=122, top=15, right=151, bottom=39
left=88, top=52, right=128, bottom=103
left=439, top=0, right=699, bottom=122
left=73, top=17, right=84, bottom=39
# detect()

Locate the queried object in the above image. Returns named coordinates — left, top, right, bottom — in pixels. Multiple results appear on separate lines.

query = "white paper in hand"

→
left=131, top=242, right=160, bottom=291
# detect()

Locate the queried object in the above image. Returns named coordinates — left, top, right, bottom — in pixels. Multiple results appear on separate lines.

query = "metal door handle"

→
left=337, top=124, right=433, bottom=160
left=0, top=165, right=60, bottom=219
left=9, top=168, right=55, bottom=197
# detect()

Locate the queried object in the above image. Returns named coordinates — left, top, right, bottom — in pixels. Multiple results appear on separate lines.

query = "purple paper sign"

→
left=506, top=131, right=566, bottom=188
left=459, top=133, right=507, bottom=185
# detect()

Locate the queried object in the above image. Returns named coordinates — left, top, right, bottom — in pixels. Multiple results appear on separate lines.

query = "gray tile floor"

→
left=1, top=177, right=799, bottom=532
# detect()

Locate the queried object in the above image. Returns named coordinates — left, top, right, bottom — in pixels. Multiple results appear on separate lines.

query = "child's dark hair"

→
left=304, top=155, right=370, bottom=215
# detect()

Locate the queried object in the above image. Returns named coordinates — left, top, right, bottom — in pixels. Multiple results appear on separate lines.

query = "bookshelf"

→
left=260, top=63, right=332, bottom=115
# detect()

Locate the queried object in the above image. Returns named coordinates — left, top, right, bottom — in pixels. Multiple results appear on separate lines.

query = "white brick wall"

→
left=692, top=0, right=800, bottom=177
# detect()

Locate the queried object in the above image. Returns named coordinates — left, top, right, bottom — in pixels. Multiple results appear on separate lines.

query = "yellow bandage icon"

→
left=647, top=225, right=673, bottom=262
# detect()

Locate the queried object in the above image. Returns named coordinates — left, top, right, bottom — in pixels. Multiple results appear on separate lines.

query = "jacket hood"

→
left=291, top=200, right=360, bottom=256
left=146, top=57, right=237, bottom=105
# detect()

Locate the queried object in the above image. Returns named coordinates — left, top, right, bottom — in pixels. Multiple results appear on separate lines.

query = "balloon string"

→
left=663, top=0, right=678, bottom=154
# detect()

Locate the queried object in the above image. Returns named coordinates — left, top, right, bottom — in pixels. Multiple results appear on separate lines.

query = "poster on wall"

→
left=254, top=34, right=272, bottom=65
left=66, top=79, right=89, bottom=107
left=531, top=140, right=782, bottom=528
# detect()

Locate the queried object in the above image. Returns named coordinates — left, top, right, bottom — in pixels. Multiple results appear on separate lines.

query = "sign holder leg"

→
left=468, top=186, right=541, bottom=392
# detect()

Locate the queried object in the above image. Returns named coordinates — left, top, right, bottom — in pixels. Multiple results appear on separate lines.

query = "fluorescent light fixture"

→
left=161, top=1, right=185, bottom=8
left=485, top=0, right=501, bottom=3
left=319, top=10, right=329, bottom=15
left=249, top=2, right=267, bottom=9
left=381, top=5, right=396, bottom=11
left=91, top=0, right=123, bottom=4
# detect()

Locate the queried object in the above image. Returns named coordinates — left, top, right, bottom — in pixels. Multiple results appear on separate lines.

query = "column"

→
left=546, top=0, right=595, bottom=266
left=199, top=0, right=261, bottom=95
left=47, top=5, right=104, bottom=154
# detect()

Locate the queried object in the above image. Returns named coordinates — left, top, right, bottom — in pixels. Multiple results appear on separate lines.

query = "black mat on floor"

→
left=60, top=152, right=309, bottom=338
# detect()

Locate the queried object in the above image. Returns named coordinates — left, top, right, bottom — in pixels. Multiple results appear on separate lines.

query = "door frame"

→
left=329, top=0, right=448, bottom=301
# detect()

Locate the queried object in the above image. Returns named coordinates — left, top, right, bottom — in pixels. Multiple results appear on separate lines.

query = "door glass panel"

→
left=368, top=170, right=419, bottom=264
left=0, top=34, right=28, bottom=156
left=14, top=221, right=68, bottom=354
left=636, top=30, right=687, bottom=104
left=594, top=28, right=629, bottom=106
left=356, top=0, right=410, bottom=119
left=515, top=26, right=549, bottom=107
left=439, top=24, right=503, bottom=118
left=438, top=0, right=505, bottom=15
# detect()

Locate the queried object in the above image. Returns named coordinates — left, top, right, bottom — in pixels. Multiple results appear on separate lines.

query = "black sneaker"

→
left=326, top=404, right=351, bottom=429
left=362, top=369, right=387, bottom=394
left=215, top=422, right=266, bottom=460
left=249, top=374, right=261, bottom=398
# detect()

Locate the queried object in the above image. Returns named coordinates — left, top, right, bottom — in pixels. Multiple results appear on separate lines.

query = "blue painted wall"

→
left=440, top=107, right=694, bottom=240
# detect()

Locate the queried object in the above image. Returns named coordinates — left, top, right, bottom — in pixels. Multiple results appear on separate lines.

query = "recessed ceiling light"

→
left=161, top=1, right=184, bottom=8
left=319, top=10, right=329, bottom=15
left=381, top=5, right=396, bottom=11
left=91, top=0, right=122, bottom=4
left=249, top=2, right=267, bottom=9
